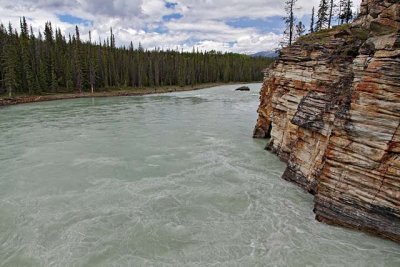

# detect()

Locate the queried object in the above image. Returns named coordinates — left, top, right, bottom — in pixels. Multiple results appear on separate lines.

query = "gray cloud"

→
left=78, top=0, right=144, bottom=18
left=0, top=0, right=78, bottom=11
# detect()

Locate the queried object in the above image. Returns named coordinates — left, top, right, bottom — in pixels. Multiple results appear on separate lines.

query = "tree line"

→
left=0, top=18, right=273, bottom=97
left=283, top=0, right=355, bottom=46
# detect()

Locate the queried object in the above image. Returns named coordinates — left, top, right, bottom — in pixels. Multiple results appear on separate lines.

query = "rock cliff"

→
left=254, top=0, right=400, bottom=242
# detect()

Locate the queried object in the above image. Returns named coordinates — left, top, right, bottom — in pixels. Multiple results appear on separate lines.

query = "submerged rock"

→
left=254, top=0, right=400, bottom=243
left=235, top=86, right=250, bottom=91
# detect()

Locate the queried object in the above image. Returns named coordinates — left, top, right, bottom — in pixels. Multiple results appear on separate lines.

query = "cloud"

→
left=0, top=0, right=362, bottom=54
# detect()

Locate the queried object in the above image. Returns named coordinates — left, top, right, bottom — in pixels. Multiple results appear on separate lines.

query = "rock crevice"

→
left=254, top=0, right=400, bottom=242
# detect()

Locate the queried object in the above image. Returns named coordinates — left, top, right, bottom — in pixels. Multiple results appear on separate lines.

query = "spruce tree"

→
left=340, top=0, right=353, bottom=24
left=346, top=0, right=354, bottom=23
left=328, top=0, right=335, bottom=29
left=43, top=22, right=54, bottom=91
left=316, top=0, right=329, bottom=31
left=36, top=31, right=46, bottom=93
left=19, top=17, right=35, bottom=94
left=3, top=23, right=18, bottom=97
left=282, top=0, right=298, bottom=46
left=88, top=31, right=96, bottom=93
left=74, top=26, right=83, bottom=92
left=296, top=21, right=306, bottom=37
left=310, top=7, right=315, bottom=33
left=338, top=0, right=345, bottom=25
left=0, top=24, right=6, bottom=90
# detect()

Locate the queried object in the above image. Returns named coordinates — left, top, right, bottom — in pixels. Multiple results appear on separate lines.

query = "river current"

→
left=0, top=84, right=398, bottom=266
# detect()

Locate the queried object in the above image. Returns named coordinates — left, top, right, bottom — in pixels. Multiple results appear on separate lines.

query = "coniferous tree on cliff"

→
left=328, top=0, right=335, bottom=29
left=340, top=0, right=354, bottom=24
left=296, top=21, right=306, bottom=37
left=338, top=0, right=344, bottom=24
left=310, top=7, right=315, bottom=33
left=282, top=0, right=298, bottom=46
left=316, top=0, right=329, bottom=31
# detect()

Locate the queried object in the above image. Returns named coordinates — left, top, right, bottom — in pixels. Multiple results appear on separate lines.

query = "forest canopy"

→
left=0, top=18, right=273, bottom=96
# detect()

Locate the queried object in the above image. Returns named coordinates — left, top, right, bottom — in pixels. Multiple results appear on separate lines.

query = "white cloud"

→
left=0, top=0, right=363, bottom=54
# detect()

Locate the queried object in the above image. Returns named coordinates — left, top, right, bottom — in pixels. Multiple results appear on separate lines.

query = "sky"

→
left=0, top=0, right=361, bottom=54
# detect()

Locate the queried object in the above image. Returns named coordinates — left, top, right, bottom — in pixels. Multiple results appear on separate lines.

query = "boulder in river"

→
left=235, top=86, right=250, bottom=91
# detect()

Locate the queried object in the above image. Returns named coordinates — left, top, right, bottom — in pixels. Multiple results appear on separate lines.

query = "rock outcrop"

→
left=254, top=0, right=400, bottom=242
left=235, top=86, right=251, bottom=91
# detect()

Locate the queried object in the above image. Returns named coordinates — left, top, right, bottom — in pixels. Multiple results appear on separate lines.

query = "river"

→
left=0, top=84, right=398, bottom=266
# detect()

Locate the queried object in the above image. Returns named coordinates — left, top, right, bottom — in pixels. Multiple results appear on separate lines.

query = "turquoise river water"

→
left=0, top=84, right=399, bottom=266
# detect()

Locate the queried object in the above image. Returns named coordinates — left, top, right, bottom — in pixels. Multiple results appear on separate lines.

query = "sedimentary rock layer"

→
left=254, top=0, right=400, bottom=242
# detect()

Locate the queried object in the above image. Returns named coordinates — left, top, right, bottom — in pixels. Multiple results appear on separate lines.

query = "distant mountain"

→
left=250, top=51, right=279, bottom=58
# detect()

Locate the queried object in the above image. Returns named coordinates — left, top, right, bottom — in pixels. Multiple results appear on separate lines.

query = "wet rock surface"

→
left=254, top=0, right=400, bottom=242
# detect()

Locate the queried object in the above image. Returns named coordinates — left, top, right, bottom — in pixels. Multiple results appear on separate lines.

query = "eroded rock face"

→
left=254, top=0, right=400, bottom=242
left=356, top=0, right=400, bottom=34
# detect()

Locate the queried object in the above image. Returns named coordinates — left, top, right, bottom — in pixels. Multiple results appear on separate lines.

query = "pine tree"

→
left=3, top=23, right=18, bottom=97
left=19, top=17, right=35, bottom=94
left=110, top=28, right=115, bottom=49
left=338, top=0, right=345, bottom=25
left=340, top=0, right=353, bottom=24
left=316, top=0, right=329, bottom=31
left=51, top=64, right=58, bottom=92
left=346, top=0, right=354, bottom=23
left=88, top=30, right=95, bottom=93
left=296, top=21, right=306, bottom=37
left=310, top=7, right=315, bottom=33
left=109, top=29, right=117, bottom=86
left=282, top=0, right=298, bottom=46
left=328, top=0, right=335, bottom=29
left=74, top=26, right=83, bottom=92
left=43, top=22, right=55, bottom=91
left=0, top=24, right=6, bottom=88
left=36, top=31, right=46, bottom=93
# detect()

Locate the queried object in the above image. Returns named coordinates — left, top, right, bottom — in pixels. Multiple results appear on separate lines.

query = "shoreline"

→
left=0, top=82, right=256, bottom=107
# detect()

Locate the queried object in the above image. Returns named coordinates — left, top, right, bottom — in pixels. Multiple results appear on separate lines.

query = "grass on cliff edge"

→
left=297, top=24, right=370, bottom=45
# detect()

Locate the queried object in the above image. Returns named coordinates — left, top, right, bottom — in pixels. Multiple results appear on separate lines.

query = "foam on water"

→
left=0, top=84, right=399, bottom=266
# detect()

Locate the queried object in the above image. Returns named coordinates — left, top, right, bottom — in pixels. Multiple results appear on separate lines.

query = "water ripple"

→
left=0, top=84, right=399, bottom=266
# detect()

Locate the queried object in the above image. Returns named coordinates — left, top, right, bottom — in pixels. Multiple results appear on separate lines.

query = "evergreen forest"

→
left=0, top=18, right=273, bottom=96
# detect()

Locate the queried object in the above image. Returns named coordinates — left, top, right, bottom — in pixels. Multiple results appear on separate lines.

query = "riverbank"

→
left=0, top=82, right=245, bottom=107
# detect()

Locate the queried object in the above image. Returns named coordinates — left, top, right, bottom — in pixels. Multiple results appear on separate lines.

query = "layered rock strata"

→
left=254, top=0, right=400, bottom=242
